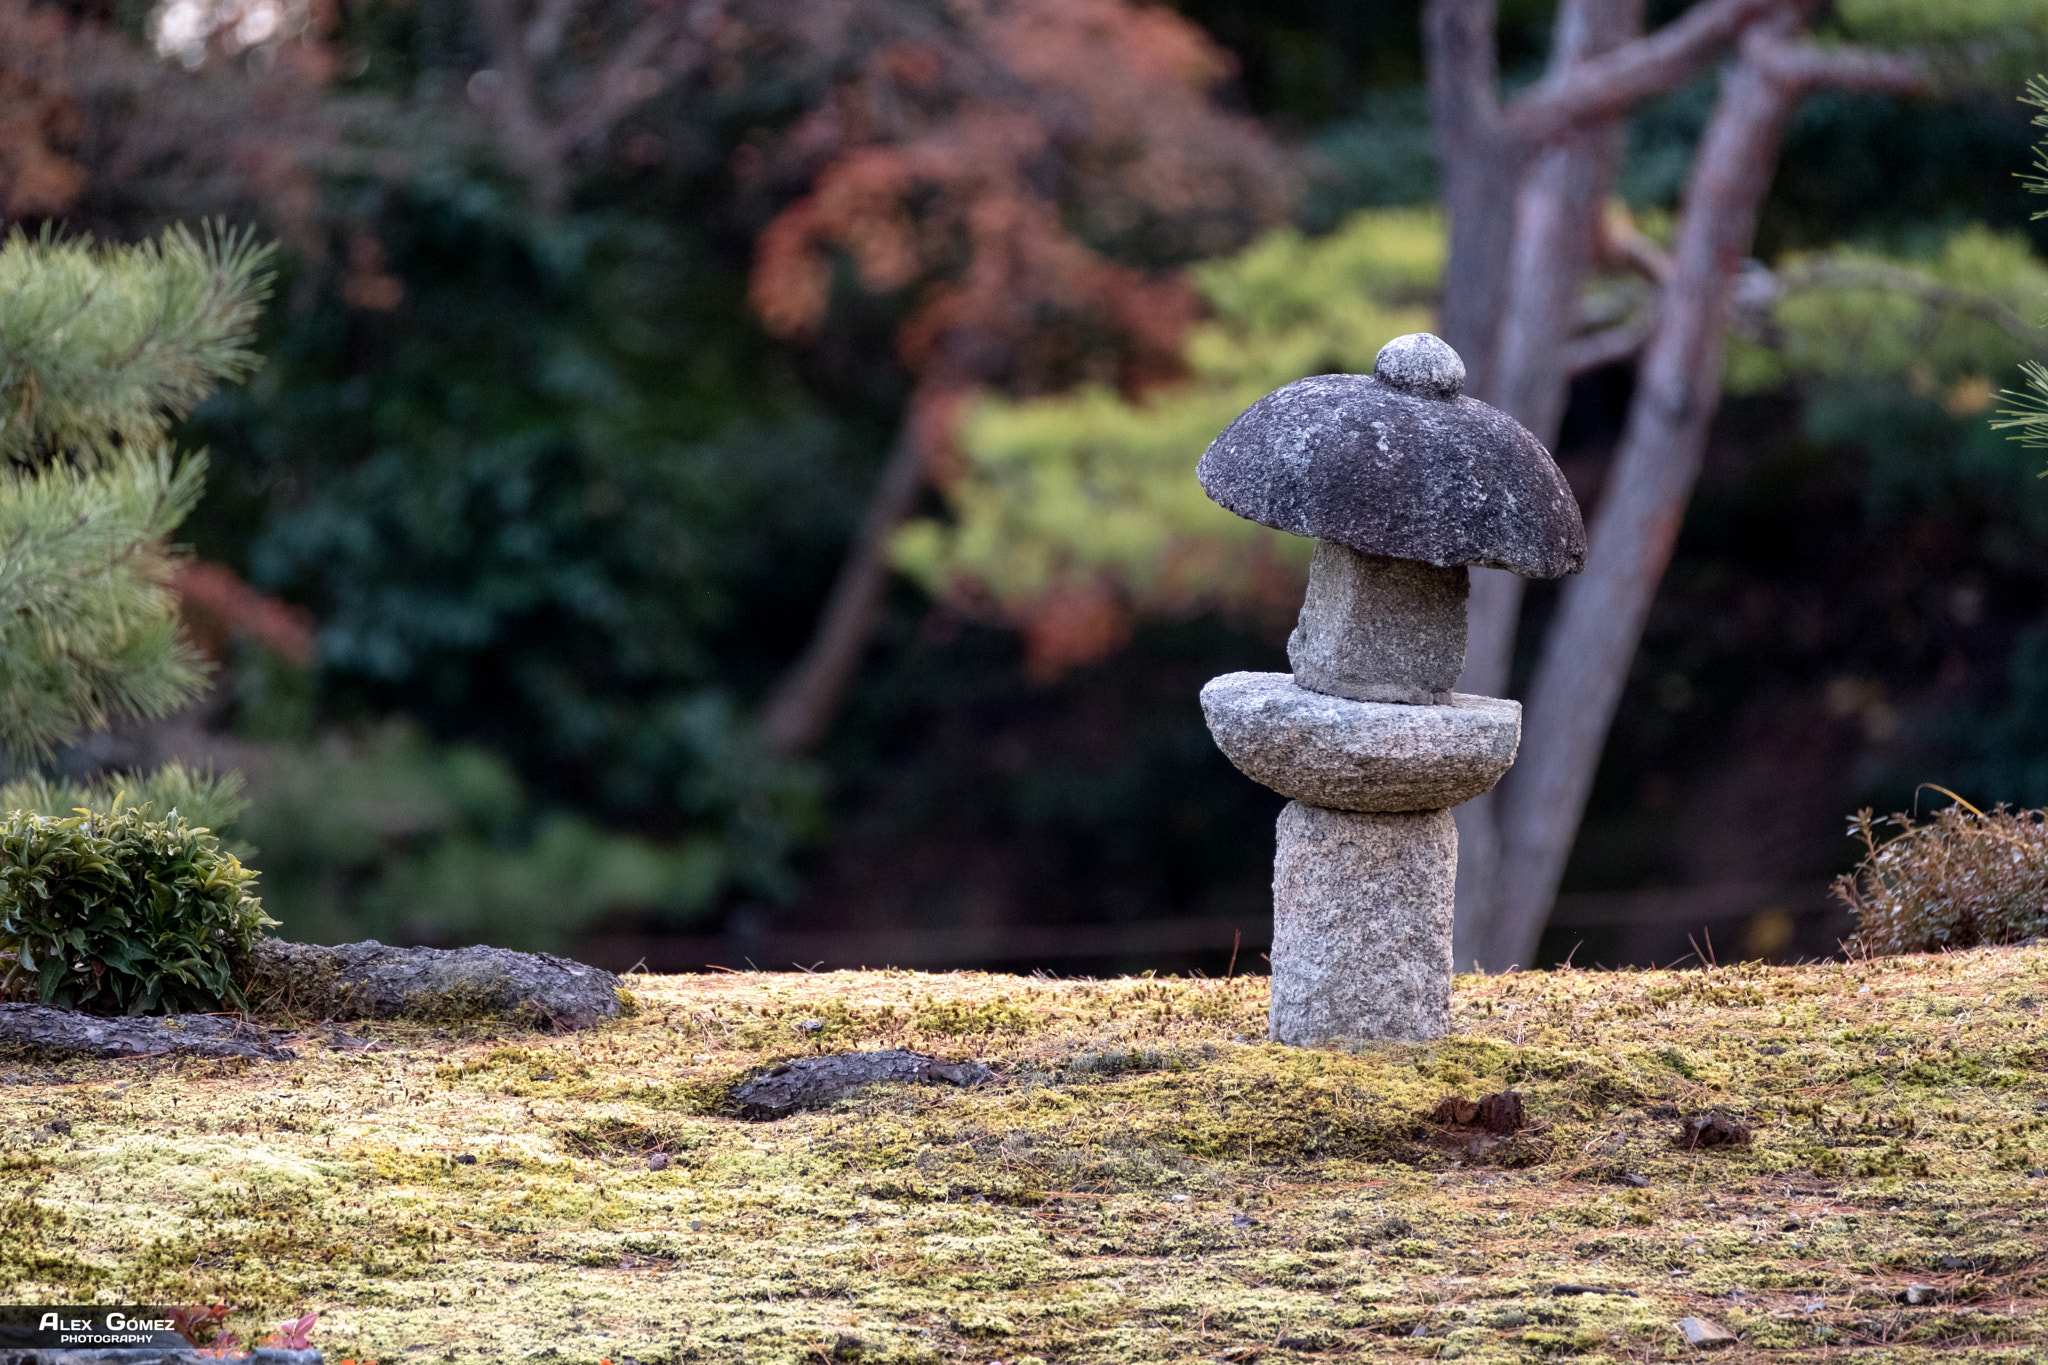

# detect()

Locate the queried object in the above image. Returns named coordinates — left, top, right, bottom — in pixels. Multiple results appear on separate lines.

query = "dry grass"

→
left=5, top=950, right=2048, bottom=1362
left=1836, top=804, right=2048, bottom=954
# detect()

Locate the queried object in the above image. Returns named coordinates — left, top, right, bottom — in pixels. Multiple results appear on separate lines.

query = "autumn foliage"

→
left=749, top=0, right=1289, bottom=399
left=746, top=0, right=1291, bottom=680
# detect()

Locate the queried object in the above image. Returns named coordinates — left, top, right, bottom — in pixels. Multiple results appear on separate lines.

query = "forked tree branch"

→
left=1483, top=25, right=1931, bottom=972
left=1504, top=0, right=1792, bottom=145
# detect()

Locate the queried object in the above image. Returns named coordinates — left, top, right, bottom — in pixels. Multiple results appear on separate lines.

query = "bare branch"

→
left=1598, top=203, right=1672, bottom=285
left=1505, top=0, right=1790, bottom=145
left=1745, top=32, right=1931, bottom=97
left=470, top=0, right=570, bottom=208
left=554, top=4, right=696, bottom=152
left=759, top=417, right=930, bottom=758
left=1564, top=319, right=1654, bottom=375
left=524, top=0, right=583, bottom=61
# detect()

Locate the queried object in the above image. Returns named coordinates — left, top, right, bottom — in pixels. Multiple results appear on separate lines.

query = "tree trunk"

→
left=1424, top=0, right=1511, bottom=397
left=1449, top=0, right=1642, bottom=970
left=1485, top=18, right=1924, bottom=971
left=758, top=420, right=928, bottom=758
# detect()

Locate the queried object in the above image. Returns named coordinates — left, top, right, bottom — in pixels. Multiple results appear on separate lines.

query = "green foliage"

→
left=233, top=724, right=731, bottom=951
left=0, top=224, right=271, bottom=468
left=0, top=806, right=273, bottom=1015
left=1834, top=803, right=2048, bottom=953
left=892, top=208, right=1440, bottom=614
left=1994, top=78, right=2048, bottom=451
left=0, top=224, right=270, bottom=761
left=0, top=453, right=210, bottom=759
left=1727, top=224, right=2048, bottom=398
left=0, top=760, right=249, bottom=836
left=196, top=178, right=829, bottom=917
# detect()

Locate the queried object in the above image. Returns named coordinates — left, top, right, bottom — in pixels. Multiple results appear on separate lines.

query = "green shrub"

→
left=0, top=807, right=274, bottom=1015
left=0, top=761, right=249, bottom=838
left=1834, top=802, right=2048, bottom=954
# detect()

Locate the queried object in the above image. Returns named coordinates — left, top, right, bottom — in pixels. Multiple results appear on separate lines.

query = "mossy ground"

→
left=5, top=949, right=2048, bottom=1362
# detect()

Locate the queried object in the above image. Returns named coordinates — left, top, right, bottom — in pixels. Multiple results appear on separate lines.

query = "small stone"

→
left=647, top=1152, right=671, bottom=1171
left=1679, top=1316, right=1738, bottom=1348
left=1268, top=802, right=1455, bottom=1043
left=1201, top=673, right=1519, bottom=812
left=1675, top=1113, right=1752, bottom=1149
left=1904, top=1284, right=1939, bottom=1305
left=797, top=1018, right=825, bottom=1034
left=1620, top=1173, right=1651, bottom=1188
left=1288, top=544, right=1468, bottom=704
left=1373, top=332, right=1465, bottom=400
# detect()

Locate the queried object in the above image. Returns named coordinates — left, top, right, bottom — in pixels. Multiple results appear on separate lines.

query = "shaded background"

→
left=21, top=0, right=2048, bottom=974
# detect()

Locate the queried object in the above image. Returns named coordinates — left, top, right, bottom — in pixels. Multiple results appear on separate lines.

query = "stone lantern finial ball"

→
left=1373, top=333, right=1465, bottom=401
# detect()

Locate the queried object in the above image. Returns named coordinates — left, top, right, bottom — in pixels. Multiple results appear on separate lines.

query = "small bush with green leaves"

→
left=1834, top=801, right=2048, bottom=954
left=0, top=806, right=275, bottom=1015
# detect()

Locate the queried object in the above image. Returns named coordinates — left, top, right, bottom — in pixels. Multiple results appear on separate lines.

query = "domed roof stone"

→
left=1195, top=336, right=1586, bottom=579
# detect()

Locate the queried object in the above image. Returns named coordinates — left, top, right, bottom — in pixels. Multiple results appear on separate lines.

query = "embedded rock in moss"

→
left=736, top=1048, right=992, bottom=1119
left=245, top=939, right=624, bottom=1030
left=0, top=1002, right=298, bottom=1060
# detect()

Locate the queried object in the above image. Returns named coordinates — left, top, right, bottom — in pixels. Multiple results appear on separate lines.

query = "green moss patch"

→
left=5, top=953, right=2048, bottom=1360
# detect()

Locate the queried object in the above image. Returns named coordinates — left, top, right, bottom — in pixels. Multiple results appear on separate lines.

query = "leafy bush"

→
left=0, top=807, right=274, bottom=1015
left=1834, top=802, right=2048, bottom=953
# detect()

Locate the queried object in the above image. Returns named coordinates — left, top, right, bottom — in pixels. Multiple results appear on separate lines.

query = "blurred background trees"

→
left=8, top=0, right=2048, bottom=971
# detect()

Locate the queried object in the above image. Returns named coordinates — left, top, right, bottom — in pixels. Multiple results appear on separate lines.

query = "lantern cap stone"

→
left=1195, top=334, right=1587, bottom=579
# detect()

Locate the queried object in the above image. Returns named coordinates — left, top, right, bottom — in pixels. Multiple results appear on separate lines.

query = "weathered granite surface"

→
left=1287, top=543, right=1468, bottom=703
left=1195, top=368, right=1585, bottom=578
left=1268, top=802, right=1455, bottom=1044
left=1200, top=672, right=1519, bottom=812
left=1371, top=331, right=1465, bottom=401
left=0, top=1004, right=298, bottom=1060
left=246, top=940, right=624, bottom=1031
left=736, top=1049, right=991, bottom=1119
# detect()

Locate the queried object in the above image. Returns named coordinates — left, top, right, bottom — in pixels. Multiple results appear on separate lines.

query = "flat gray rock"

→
left=0, top=1004, right=298, bottom=1060
left=1196, top=372, right=1585, bottom=578
left=245, top=940, right=624, bottom=1031
left=1268, top=802, right=1455, bottom=1044
left=1201, top=672, right=1519, bottom=812
left=735, top=1049, right=991, bottom=1119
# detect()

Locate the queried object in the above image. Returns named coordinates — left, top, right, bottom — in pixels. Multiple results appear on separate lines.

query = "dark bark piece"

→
left=736, top=1048, right=992, bottom=1120
left=244, top=939, right=623, bottom=1031
left=1428, top=1089, right=1526, bottom=1135
left=1196, top=374, right=1585, bottom=578
left=1675, top=1113, right=1751, bottom=1149
left=0, top=1002, right=297, bottom=1060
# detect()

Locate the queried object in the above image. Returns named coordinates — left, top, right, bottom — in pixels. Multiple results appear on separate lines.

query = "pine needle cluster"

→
left=0, top=224, right=272, bottom=763
left=1993, top=76, right=2048, bottom=450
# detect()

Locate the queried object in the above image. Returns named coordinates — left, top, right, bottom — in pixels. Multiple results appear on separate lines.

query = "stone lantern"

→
left=1197, top=333, right=1585, bottom=1044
